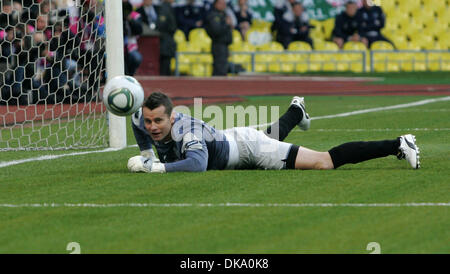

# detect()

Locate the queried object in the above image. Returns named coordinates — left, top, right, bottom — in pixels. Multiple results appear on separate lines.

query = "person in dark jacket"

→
left=137, top=0, right=158, bottom=30
left=123, top=0, right=144, bottom=76
left=332, top=0, right=368, bottom=49
left=204, top=0, right=233, bottom=76
left=233, top=0, right=252, bottom=40
left=156, top=0, right=177, bottom=76
left=175, top=0, right=205, bottom=40
left=357, top=0, right=394, bottom=48
left=276, top=2, right=313, bottom=49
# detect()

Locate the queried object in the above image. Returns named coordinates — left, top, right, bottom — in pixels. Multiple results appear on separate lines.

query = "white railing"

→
left=174, top=50, right=450, bottom=76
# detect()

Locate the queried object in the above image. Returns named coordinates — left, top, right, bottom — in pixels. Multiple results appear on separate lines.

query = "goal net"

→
left=0, top=0, right=111, bottom=151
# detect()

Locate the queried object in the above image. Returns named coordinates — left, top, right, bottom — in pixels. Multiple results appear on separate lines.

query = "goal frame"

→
left=105, top=0, right=127, bottom=148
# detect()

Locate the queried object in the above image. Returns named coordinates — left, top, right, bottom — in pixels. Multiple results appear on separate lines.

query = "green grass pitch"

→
left=0, top=95, right=449, bottom=253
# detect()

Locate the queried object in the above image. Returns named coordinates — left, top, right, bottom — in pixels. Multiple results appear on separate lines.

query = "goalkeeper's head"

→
left=142, top=92, right=175, bottom=142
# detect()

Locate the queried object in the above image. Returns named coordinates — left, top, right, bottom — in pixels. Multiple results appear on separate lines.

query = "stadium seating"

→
left=315, top=41, right=340, bottom=51
left=229, top=42, right=256, bottom=72
left=174, top=29, right=186, bottom=44
left=287, top=41, right=313, bottom=51
left=397, top=0, right=421, bottom=14
left=188, top=28, right=211, bottom=52
left=371, top=41, right=395, bottom=50
left=232, top=29, right=243, bottom=45
left=246, top=28, right=272, bottom=47
left=321, top=18, right=335, bottom=40
left=173, top=0, right=450, bottom=75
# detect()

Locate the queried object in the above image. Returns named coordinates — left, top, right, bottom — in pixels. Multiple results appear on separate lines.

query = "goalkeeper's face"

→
left=143, top=105, right=175, bottom=142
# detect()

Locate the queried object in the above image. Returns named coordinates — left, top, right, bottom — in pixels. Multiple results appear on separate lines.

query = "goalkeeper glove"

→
left=140, top=149, right=161, bottom=163
left=127, top=155, right=166, bottom=173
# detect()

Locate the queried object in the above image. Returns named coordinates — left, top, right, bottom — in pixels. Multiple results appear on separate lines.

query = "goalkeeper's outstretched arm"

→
left=128, top=149, right=208, bottom=173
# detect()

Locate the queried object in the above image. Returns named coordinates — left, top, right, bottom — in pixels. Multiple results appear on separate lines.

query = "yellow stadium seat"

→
left=427, top=52, right=450, bottom=71
left=188, top=28, right=208, bottom=41
left=174, top=54, right=191, bottom=75
left=427, top=18, right=449, bottom=37
left=376, top=50, right=401, bottom=72
left=308, top=54, right=325, bottom=71
left=287, top=41, right=312, bottom=51
left=397, top=0, right=422, bottom=13
left=322, top=18, right=335, bottom=40
left=410, top=7, right=435, bottom=24
left=174, top=29, right=186, bottom=44
left=258, top=41, right=284, bottom=52
left=192, top=63, right=212, bottom=77
left=177, top=41, right=201, bottom=52
left=343, top=41, right=367, bottom=51
left=370, top=41, right=395, bottom=50
left=437, top=32, right=450, bottom=48
left=403, top=21, right=426, bottom=40
left=404, top=41, right=422, bottom=50
left=188, top=28, right=212, bottom=52
left=409, top=34, right=436, bottom=50
left=374, top=62, right=400, bottom=72
left=315, top=41, right=340, bottom=51
left=435, top=7, right=450, bottom=21
left=390, top=35, right=408, bottom=50
left=251, top=19, right=272, bottom=31
left=319, top=53, right=343, bottom=71
left=423, top=0, right=448, bottom=12
left=278, top=54, right=294, bottom=73
left=232, top=29, right=243, bottom=44
left=309, top=19, right=325, bottom=40
left=229, top=41, right=256, bottom=53
left=379, top=0, right=396, bottom=12
left=393, top=52, right=427, bottom=71
left=384, top=14, right=404, bottom=32
left=381, top=29, right=398, bottom=43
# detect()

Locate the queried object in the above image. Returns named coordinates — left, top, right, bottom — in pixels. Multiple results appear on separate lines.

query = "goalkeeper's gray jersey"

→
left=131, top=109, right=230, bottom=172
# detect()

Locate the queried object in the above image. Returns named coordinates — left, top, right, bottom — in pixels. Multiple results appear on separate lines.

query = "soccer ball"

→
left=103, top=75, right=145, bottom=116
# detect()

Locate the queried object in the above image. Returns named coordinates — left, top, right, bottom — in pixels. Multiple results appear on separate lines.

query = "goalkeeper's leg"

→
left=287, top=136, right=419, bottom=170
left=264, top=96, right=310, bottom=141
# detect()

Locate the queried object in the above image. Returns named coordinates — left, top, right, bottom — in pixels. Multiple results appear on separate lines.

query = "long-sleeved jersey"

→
left=131, top=109, right=230, bottom=172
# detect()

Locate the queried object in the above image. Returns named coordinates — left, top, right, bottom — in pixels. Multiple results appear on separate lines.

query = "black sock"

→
left=328, top=139, right=400, bottom=169
left=264, top=105, right=303, bottom=141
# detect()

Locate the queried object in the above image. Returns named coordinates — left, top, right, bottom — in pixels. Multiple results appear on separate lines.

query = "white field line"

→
left=0, top=202, right=449, bottom=208
left=252, top=96, right=450, bottom=128
left=1, top=96, right=450, bottom=169
left=293, top=128, right=450, bottom=132
left=0, top=147, right=128, bottom=168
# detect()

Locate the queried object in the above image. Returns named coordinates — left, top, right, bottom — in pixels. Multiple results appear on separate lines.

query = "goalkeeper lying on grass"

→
left=128, top=92, right=420, bottom=173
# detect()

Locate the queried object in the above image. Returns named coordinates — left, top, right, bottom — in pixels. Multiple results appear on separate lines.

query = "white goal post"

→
left=0, top=0, right=127, bottom=150
left=105, top=0, right=126, bottom=148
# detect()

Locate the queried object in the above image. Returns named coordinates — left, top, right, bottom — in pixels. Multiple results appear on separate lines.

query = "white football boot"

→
left=290, top=96, right=311, bottom=131
left=397, top=134, right=420, bottom=169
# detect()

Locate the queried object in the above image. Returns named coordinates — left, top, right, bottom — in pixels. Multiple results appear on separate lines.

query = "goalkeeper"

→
left=128, top=92, right=420, bottom=173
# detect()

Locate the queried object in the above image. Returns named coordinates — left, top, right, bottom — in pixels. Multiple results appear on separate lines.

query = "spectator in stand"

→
left=137, top=0, right=159, bottom=30
left=175, top=0, right=206, bottom=40
left=332, top=0, right=368, bottom=49
left=276, top=1, right=313, bottom=49
left=123, top=0, right=144, bottom=76
left=271, top=0, right=296, bottom=36
left=0, top=0, right=19, bottom=28
left=232, top=0, right=252, bottom=40
left=204, top=0, right=233, bottom=76
left=156, top=0, right=177, bottom=76
left=357, top=0, right=394, bottom=48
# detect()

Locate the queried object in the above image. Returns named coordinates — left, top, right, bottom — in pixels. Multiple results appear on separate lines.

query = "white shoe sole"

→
left=291, top=96, right=310, bottom=131
left=399, top=134, right=420, bottom=169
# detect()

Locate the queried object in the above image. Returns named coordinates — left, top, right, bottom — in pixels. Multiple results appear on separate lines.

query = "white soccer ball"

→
left=103, top=75, right=145, bottom=116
